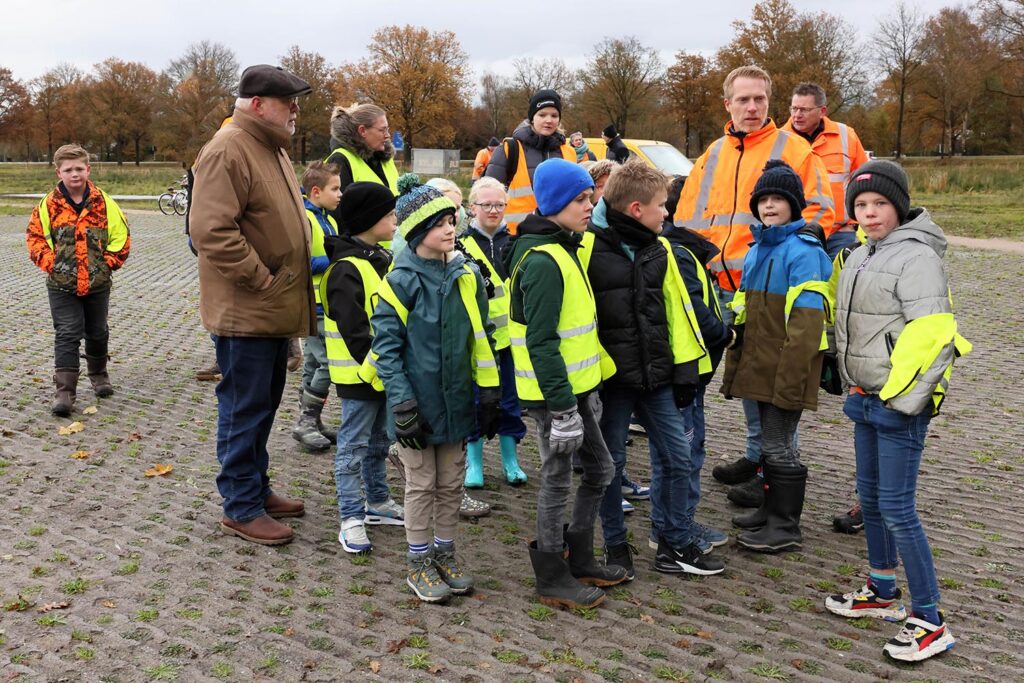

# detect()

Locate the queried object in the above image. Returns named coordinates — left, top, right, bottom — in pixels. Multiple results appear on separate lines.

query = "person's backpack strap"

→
left=503, top=137, right=519, bottom=187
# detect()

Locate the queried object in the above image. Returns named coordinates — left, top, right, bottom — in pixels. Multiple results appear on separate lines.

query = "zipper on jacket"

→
left=720, top=137, right=744, bottom=292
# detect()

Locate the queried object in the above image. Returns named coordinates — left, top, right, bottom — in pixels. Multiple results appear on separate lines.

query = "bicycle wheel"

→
left=158, top=193, right=175, bottom=215
left=173, top=191, right=188, bottom=216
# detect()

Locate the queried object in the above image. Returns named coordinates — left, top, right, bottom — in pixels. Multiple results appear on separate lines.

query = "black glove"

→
left=673, top=383, right=697, bottom=408
left=394, top=399, right=433, bottom=450
left=728, top=324, right=745, bottom=349
left=478, top=387, right=502, bottom=440
left=820, top=353, right=843, bottom=396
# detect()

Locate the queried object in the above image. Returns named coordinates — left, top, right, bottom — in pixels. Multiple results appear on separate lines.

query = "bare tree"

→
left=873, top=3, right=926, bottom=157
left=580, top=37, right=663, bottom=135
left=280, top=46, right=335, bottom=162
left=30, top=64, right=83, bottom=162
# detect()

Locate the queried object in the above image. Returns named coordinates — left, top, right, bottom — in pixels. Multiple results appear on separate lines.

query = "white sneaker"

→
left=339, top=518, right=372, bottom=554
left=883, top=614, right=955, bottom=662
left=365, top=498, right=405, bottom=526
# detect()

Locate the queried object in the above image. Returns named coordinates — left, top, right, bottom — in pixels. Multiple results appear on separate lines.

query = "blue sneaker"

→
left=693, top=522, right=728, bottom=549
left=621, top=499, right=635, bottom=514
left=621, top=473, right=650, bottom=500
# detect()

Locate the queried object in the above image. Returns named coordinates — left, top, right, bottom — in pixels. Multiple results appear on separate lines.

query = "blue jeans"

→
left=469, top=347, right=527, bottom=441
left=676, top=384, right=707, bottom=522
left=844, top=392, right=940, bottom=611
left=599, top=385, right=693, bottom=547
left=716, top=284, right=798, bottom=464
left=301, top=314, right=331, bottom=398
left=334, top=397, right=392, bottom=521
left=213, top=336, right=288, bottom=522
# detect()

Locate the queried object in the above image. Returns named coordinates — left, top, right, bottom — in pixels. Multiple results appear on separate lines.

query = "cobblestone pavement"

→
left=1, top=212, right=1022, bottom=683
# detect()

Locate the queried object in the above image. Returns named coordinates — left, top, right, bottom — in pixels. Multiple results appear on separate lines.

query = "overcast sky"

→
left=10, top=0, right=957, bottom=84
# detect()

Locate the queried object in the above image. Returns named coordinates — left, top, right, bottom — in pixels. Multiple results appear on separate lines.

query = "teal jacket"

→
left=370, top=248, right=495, bottom=444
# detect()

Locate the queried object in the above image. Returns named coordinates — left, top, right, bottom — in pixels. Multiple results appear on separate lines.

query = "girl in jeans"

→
left=828, top=160, right=971, bottom=662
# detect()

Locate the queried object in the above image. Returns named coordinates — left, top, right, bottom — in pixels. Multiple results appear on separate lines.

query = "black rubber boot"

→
left=564, top=527, right=628, bottom=587
left=52, top=368, right=78, bottom=417
left=604, top=542, right=635, bottom=582
left=528, top=541, right=606, bottom=609
left=737, top=464, right=807, bottom=553
left=712, top=455, right=760, bottom=485
left=732, top=498, right=768, bottom=529
left=727, top=474, right=765, bottom=508
left=85, top=354, right=114, bottom=398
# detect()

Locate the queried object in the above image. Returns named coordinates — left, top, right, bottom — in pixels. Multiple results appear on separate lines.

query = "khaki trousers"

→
left=397, top=441, right=466, bottom=545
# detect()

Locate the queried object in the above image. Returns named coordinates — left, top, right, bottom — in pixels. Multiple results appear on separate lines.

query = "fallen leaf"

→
left=369, top=660, right=381, bottom=673
left=82, top=406, right=98, bottom=415
left=144, top=463, right=173, bottom=477
left=639, top=613, right=654, bottom=623
left=102, top=600, right=116, bottom=608
left=70, top=451, right=89, bottom=460
left=127, top=432, right=142, bottom=442
left=428, top=664, right=445, bottom=674
left=283, top=627, right=294, bottom=637
left=58, top=421, right=85, bottom=436
left=673, top=638, right=691, bottom=648
left=696, top=630, right=714, bottom=639
left=386, top=638, right=407, bottom=654
left=37, top=601, right=70, bottom=613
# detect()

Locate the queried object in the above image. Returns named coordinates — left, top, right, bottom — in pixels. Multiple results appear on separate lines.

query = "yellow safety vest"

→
left=38, top=190, right=128, bottom=251
left=503, top=139, right=576, bottom=234
left=328, top=147, right=399, bottom=195
left=306, top=208, right=338, bottom=306
left=508, top=242, right=615, bottom=401
left=319, top=256, right=382, bottom=387
left=459, top=234, right=510, bottom=350
left=358, top=266, right=499, bottom=391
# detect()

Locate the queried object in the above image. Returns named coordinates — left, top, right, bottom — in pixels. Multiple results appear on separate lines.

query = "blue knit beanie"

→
left=534, top=158, right=595, bottom=216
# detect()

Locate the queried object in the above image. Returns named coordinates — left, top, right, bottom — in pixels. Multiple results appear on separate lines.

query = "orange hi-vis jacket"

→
left=673, top=119, right=834, bottom=292
left=504, top=139, right=576, bottom=234
left=781, top=116, right=869, bottom=228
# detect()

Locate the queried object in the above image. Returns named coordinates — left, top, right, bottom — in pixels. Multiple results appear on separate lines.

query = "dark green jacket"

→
left=503, top=214, right=591, bottom=412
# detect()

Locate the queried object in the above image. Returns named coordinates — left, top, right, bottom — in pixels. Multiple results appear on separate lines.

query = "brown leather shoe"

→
left=220, top=514, right=294, bottom=545
left=287, top=338, right=302, bottom=372
left=265, top=493, right=305, bottom=519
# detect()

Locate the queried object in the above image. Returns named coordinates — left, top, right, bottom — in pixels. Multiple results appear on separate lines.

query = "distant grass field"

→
left=2, top=158, right=1023, bottom=240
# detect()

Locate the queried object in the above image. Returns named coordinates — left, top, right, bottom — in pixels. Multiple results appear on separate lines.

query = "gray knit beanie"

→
left=845, top=160, right=911, bottom=224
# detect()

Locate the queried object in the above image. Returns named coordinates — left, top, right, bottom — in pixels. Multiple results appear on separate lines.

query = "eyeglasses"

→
left=369, top=125, right=390, bottom=134
left=473, top=202, right=506, bottom=212
left=790, top=106, right=821, bottom=115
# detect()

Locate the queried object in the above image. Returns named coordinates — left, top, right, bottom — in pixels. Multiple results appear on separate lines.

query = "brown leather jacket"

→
left=189, top=107, right=315, bottom=337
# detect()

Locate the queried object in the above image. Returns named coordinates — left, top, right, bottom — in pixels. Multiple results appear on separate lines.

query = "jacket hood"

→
left=513, top=120, right=567, bottom=151
left=751, top=218, right=806, bottom=247
left=873, top=207, right=946, bottom=258
left=503, top=214, right=580, bottom=274
left=323, top=234, right=392, bottom=269
left=232, top=107, right=292, bottom=149
left=662, top=224, right=720, bottom=263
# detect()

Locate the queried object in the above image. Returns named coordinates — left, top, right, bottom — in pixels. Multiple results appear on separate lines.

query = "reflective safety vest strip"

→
left=504, top=140, right=577, bottom=234
left=38, top=190, right=128, bottom=253
left=307, top=208, right=338, bottom=305
left=783, top=280, right=832, bottom=351
left=320, top=256, right=382, bottom=387
left=459, top=235, right=510, bottom=350
left=507, top=243, right=613, bottom=402
left=658, top=237, right=709, bottom=372
left=328, top=147, right=399, bottom=196
left=728, top=290, right=747, bottom=325
left=357, top=266, right=499, bottom=391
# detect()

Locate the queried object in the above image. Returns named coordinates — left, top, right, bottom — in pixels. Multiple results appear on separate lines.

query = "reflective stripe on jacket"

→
left=781, top=116, right=869, bottom=227
left=460, top=235, right=510, bottom=349
left=673, top=120, right=835, bottom=293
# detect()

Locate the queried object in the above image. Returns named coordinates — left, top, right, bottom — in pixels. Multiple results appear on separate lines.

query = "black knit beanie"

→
left=750, top=160, right=806, bottom=223
left=336, top=182, right=397, bottom=236
left=527, top=89, right=562, bottom=122
left=845, top=159, right=910, bottom=224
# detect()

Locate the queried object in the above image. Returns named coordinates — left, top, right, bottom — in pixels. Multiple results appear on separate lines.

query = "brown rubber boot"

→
left=220, top=514, right=294, bottom=545
left=52, top=368, right=79, bottom=417
left=85, top=354, right=114, bottom=398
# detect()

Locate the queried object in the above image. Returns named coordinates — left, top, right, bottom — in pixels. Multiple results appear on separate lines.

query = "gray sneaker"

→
left=339, top=518, right=372, bottom=554
left=407, top=550, right=451, bottom=603
left=365, top=498, right=404, bottom=526
left=433, top=542, right=474, bottom=594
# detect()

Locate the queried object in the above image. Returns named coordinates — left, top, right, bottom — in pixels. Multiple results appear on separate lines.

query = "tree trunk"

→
left=895, top=77, right=907, bottom=158
left=135, top=136, right=142, bottom=166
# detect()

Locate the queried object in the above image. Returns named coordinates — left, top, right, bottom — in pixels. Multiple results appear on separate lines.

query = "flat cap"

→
left=238, top=64, right=312, bottom=98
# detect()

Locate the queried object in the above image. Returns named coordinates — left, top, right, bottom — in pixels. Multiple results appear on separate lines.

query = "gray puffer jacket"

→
left=835, top=208, right=954, bottom=415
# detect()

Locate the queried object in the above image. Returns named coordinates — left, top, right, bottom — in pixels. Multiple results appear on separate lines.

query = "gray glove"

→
left=549, top=407, right=584, bottom=455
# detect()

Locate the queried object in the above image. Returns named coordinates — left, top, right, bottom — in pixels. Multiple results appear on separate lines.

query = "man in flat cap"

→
left=190, top=64, right=316, bottom=545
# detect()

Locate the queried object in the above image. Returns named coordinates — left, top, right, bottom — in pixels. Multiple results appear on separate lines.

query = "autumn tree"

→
left=664, top=52, right=719, bottom=156
left=872, top=3, right=927, bottom=157
left=279, top=46, right=335, bottom=162
left=31, top=64, right=84, bottom=162
left=0, top=67, right=33, bottom=158
left=345, top=25, right=470, bottom=163
left=579, top=37, right=663, bottom=136
left=88, top=59, right=159, bottom=165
